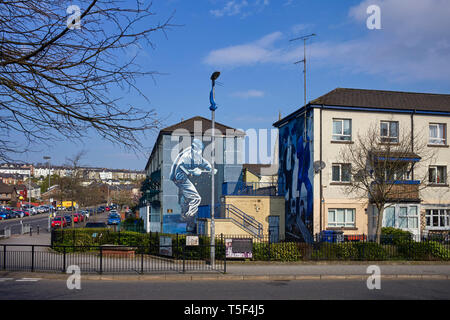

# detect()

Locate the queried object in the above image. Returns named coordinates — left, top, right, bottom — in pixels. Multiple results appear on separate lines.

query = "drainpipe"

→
left=411, top=110, right=416, bottom=180
left=319, top=105, right=323, bottom=233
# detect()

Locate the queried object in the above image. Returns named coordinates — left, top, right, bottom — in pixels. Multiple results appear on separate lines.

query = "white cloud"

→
left=205, top=0, right=450, bottom=82
left=231, top=89, right=265, bottom=98
left=210, top=0, right=269, bottom=18
left=204, top=31, right=295, bottom=67
left=210, top=1, right=249, bottom=17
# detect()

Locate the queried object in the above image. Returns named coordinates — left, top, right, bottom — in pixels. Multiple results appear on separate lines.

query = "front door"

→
left=268, top=216, right=280, bottom=243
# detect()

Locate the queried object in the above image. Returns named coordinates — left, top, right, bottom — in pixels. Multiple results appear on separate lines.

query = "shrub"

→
left=354, top=243, right=388, bottom=260
left=311, top=242, right=387, bottom=261
left=397, top=241, right=450, bottom=261
left=381, top=227, right=412, bottom=245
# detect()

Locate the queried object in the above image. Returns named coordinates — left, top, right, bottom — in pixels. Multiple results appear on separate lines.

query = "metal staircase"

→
left=221, top=204, right=264, bottom=238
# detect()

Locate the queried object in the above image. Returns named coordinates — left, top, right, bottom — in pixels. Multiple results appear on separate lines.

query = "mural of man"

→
left=170, top=138, right=216, bottom=233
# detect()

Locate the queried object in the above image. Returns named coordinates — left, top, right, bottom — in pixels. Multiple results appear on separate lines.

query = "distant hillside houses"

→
left=0, top=163, right=145, bottom=184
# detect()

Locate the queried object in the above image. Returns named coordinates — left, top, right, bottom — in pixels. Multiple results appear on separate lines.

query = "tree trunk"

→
left=375, top=205, right=384, bottom=244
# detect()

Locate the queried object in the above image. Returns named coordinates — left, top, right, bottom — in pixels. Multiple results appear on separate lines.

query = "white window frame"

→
left=429, top=123, right=447, bottom=145
left=425, top=209, right=450, bottom=230
left=429, top=165, right=447, bottom=185
left=331, top=163, right=351, bottom=183
left=332, top=119, right=352, bottom=141
left=380, top=121, right=399, bottom=143
left=328, top=208, right=355, bottom=228
left=378, top=204, right=420, bottom=231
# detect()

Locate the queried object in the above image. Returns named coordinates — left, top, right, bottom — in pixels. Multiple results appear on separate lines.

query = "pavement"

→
left=1, top=231, right=450, bottom=282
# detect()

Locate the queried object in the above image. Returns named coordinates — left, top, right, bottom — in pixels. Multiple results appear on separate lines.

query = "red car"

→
left=51, top=216, right=67, bottom=228
left=76, top=213, right=84, bottom=222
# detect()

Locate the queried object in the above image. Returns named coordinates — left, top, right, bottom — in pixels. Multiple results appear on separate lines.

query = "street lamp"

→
left=209, top=71, right=220, bottom=268
left=43, top=156, right=51, bottom=204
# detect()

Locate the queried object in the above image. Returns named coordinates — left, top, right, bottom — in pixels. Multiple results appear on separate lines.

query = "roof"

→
left=160, top=116, right=245, bottom=136
left=274, top=88, right=450, bottom=127
left=311, top=88, right=450, bottom=112
left=371, top=151, right=422, bottom=162
left=0, top=182, right=16, bottom=193
left=243, top=164, right=277, bottom=176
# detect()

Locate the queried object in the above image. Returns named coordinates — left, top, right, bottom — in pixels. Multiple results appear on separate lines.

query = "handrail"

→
left=223, top=204, right=263, bottom=238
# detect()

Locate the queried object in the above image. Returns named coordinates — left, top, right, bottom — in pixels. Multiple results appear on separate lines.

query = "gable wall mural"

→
left=278, top=110, right=314, bottom=242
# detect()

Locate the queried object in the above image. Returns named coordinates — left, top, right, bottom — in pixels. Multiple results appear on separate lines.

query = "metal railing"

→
left=0, top=227, right=11, bottom=239
left=222, top=182, right=282, bottom=196
left=0, top=243, right=226, bottom=274
left=223, top=204, right=264, bottom=238
left=219, top=233, right=450, bottom=262
left=197, top=204, right=264, bottom=238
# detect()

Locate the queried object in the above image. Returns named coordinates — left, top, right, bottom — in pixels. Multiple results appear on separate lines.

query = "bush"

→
left=381, top=227, right=413, bottom=245
left=311, top=242, right=387, bottom=261
left=353, top=243, right=388, bottom=260
left=397, top=241, right=450, bottom=261
left=251, top=242, right=302, bottom=261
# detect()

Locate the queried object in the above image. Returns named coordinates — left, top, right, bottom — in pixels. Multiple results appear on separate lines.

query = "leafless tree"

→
left=0, top=0, right=175, bottom=161
left=339, top=124, right=436, bottom=243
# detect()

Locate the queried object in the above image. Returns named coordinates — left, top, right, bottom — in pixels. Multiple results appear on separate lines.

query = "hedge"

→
left=51, top=229, right=450, bottom=261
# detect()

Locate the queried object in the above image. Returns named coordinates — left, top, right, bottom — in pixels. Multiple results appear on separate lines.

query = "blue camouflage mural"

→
left=278, top=111, right=314, bottom=242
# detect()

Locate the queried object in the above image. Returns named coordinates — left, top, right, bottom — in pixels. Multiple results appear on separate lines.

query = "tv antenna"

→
left=290, top=33, right=316, bottom=107
left=290, top=33, right=316, bottom=141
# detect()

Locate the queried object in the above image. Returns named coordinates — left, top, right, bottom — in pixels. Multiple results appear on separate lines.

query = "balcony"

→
left=371, top=180, right=421, bottom=202
left=222, top=182, right=282, bottom=197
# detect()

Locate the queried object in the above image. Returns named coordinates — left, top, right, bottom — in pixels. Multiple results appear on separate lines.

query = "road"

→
left=0, top=210, right=110, bottom=235
left=0, top=278, right=448, bottom=300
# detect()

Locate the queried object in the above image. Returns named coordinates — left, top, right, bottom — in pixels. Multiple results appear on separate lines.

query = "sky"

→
left=17, top=0, right=450, bottom=170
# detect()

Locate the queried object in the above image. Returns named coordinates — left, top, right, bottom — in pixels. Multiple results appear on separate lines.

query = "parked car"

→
left=21, top=204, right=34, bottom=210
left=12, top=210, right=25, bottom=218
left=85, top=222, right=107, bottom=228
left=36, top=206, right=48, bottom=214
left=107, top=213, right=121, bottom=225
left=51, top=216, right=67, bottom=228
left=64, top=215, right=72, bottom=225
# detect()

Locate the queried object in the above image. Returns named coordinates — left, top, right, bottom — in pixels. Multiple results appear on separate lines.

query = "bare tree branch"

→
left=0, top=0, right=177, bottom=161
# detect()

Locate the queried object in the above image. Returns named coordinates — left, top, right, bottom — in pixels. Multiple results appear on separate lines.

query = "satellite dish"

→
left=313, top=161, right=326, bottom=173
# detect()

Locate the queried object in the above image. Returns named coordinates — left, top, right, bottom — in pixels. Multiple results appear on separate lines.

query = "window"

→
left=426, top=209, right=450, bottom=229
left=429, top=123, right=446, bottom=145
left=380, top=121, right=399, bottom=143
left=328, top=209, right=355, bottom=227
left=380, top=205, right=419, bottom=230
left=398, top=206, right=418, bottom=229
left=383, top=207, right=396, bottom=227
left=429, top=166, right=447, bottom=184
left=331, top=164, right=351, bottom=183
left=332, top=119, right=352, bottom=141
left=384, top=167, right=410, bottom=181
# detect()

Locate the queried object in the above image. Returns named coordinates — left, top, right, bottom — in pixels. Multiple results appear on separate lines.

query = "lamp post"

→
left=43, top=156, right=51, bottom=215
left=209, top=71, right=220, bottom=268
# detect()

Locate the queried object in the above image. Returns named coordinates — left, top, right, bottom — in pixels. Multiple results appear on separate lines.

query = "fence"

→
left=50, top=229, right=450, bottom=262
left=0, top=227, right=11, bottom=239
left=222, top=233, right=450, bottom=262
left=0, top=243, right=226, bottom=274
left=222, top=182, right=282, bottom=196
